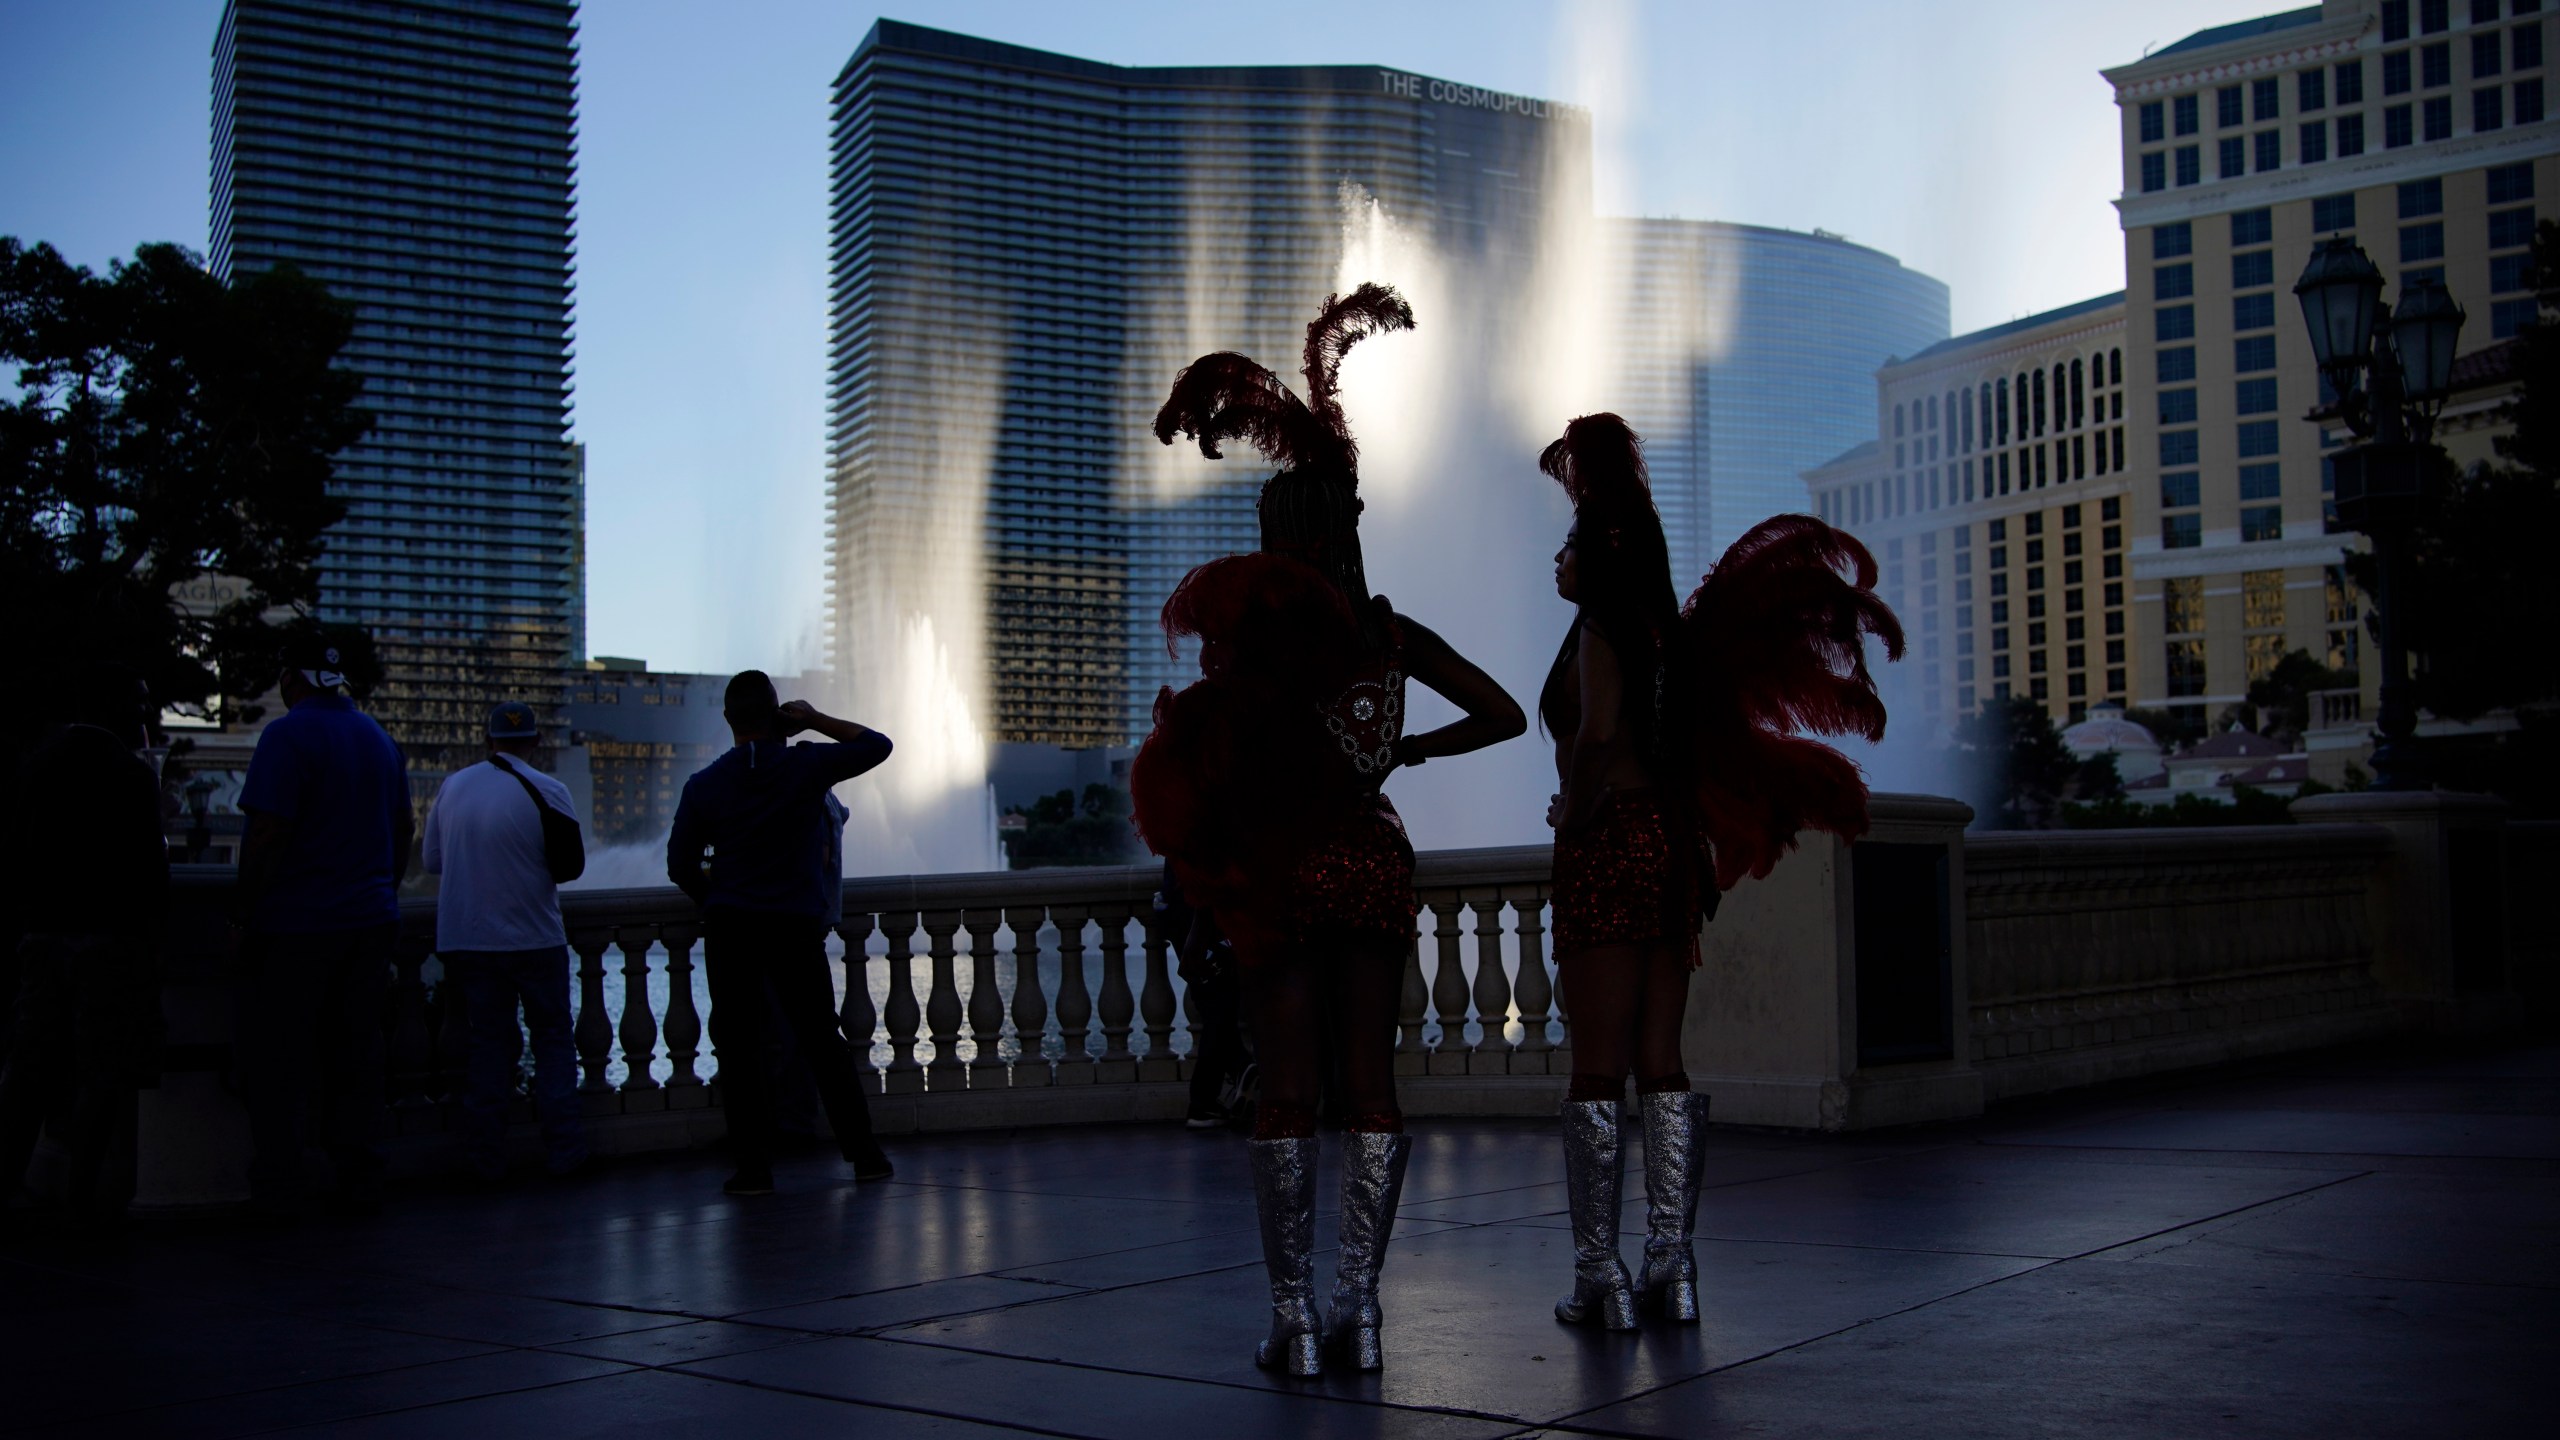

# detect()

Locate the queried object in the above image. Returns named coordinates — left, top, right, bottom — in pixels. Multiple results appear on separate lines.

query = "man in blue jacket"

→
left=667, top=671, right=892, bottom=1196
left=233, top=632, right=412, bottom=1216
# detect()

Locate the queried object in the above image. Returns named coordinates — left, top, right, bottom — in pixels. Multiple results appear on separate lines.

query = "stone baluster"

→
left=572, top=929, right=614, bottom=1093
left=968, top=907, right=1007, bottom=1086
left=1468, top=893, right=1513, bottom=1072
left=879, top=911, right=924, bottom=1094
left=1395, top=932, right=1430, bottom=1075
left=660, top=921, right=704, bottom=1093
left=1138, top=908, right=1178, bottom=1082
left=837, top=911, right=880, bottom=1092
left=1054, top=907, right=1096, bottom=1086
left=1510, top=889, right=1556, bottom=1070
left=388, top=940, right=437, bottom=1119
left=922, top=910, right=965, bottom=1088
left=1428, top=895, right=1471, bottom=1074
left=618, top=930, right=661, bottom=1095
left=1007, top=906, right=1051, bottom=1086
left=1095, top=904, right=1137, bottom=1082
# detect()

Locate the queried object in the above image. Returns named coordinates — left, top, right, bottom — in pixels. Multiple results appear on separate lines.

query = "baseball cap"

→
left=281, top=633, right=351, bottom=691
left=486, top=701, right=541, bottom=739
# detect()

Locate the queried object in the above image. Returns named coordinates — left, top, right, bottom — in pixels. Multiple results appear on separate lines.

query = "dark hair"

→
left=1257, top=467, right=1386, bottom=648
left=1536, top=417, right=1687, bottom=775
left=723, top=669, right=780, bottom=726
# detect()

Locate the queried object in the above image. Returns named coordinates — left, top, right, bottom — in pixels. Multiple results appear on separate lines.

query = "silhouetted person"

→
left=666, top=671, right=892, bottom=1196
left=422, top=701, right=588, bottom=1181
left=0, top=662, right=169, bottom=1225
left=1156, top=863, right=1247, bottom=1130
left=233, top=633, right=413, bottom=1217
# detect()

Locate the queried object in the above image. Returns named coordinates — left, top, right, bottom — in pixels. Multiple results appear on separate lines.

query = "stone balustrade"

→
left=133, top=791, right=2525, bottom=1202
left=1963, top=823, right=2399, bottom=1101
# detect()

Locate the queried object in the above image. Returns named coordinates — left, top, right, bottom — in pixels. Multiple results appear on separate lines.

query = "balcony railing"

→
left=135, top=791, right=2494, bottom=1204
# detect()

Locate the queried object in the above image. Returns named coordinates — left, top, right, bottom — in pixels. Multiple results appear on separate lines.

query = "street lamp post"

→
left=2294, top=236, right=2465, bottom=791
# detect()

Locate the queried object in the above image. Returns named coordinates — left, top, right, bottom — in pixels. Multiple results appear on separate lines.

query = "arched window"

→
left=2110, top=348, right=2123, bottom=386
left=1962, top=386, right=1976, bottom=452
left=2094, top=351, right=2108, bottom=388
left=1895, top=403, right=1906, bottom=437
left=2031, top=370, right=2046, bottom=436
left=2070, top=359, right=2085, bottom=428
left=1996, top=380, right=2010, bottom=444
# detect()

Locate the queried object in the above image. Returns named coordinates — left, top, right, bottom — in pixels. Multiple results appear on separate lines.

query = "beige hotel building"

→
left=1810, top=0, right=2552, bottom=745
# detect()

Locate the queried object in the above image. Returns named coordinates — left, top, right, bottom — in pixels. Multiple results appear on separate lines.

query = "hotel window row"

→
left=2138, top=2, right=2544, bottom=194
left=1833, top=351, right=2128, bottom=529
left=1949, top=499, right=2130, bottom=721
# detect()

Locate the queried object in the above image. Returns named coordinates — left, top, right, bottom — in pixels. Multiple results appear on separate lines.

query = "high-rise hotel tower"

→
left=213, top=0, right=581, bottom=775
left=827, top=22, right=1588, bottom=746
left=2105, top=0, right=2551, bottom=730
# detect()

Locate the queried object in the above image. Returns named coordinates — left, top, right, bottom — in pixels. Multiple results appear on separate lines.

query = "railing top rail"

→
left=174, top=791, right=1989, bottom=927
left=1966, top=821, right=2392, bottom=868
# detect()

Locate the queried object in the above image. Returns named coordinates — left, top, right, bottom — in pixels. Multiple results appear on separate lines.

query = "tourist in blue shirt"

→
left=667, top=670, right=892, bottom=1196
left=232, top=632, right=413, bottom=1216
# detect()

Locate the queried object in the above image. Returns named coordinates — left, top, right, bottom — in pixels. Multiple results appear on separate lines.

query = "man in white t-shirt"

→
left=423, top=701, right=587, bottom=1179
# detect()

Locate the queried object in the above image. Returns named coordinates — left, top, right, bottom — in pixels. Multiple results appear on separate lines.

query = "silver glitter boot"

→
left=1636, top=1089, right=1708, bottom=1322
left=1249, top=1136, right=1324, bottom=1376
left=1324, top=1130, right=1412, bottom=1371
left=1554, top=1099, right=1639, bottom=1330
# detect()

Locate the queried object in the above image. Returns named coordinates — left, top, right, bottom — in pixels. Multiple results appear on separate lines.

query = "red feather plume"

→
left=1153, top=283, right=1413, bottom=479
left=1299, top=283, right=1416, bottom=460
left=1682, top=514, right=1905, bottom=888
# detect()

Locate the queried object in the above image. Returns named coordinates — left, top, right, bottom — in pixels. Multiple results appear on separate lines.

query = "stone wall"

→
left=1963, top=824, right=2400, bottom=1102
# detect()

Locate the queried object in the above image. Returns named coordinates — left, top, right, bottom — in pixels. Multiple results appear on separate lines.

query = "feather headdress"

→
left=1153, top=283, right=1415, bottom=481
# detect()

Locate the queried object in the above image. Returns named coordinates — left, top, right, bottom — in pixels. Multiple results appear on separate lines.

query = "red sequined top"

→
left=1129, top=554, right=1410, bottom=950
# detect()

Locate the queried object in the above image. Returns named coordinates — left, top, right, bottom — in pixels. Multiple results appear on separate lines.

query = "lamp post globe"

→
left=2390, top=276, right=2466, bottom=407
left=2293, top=236, right=2384, bottom=389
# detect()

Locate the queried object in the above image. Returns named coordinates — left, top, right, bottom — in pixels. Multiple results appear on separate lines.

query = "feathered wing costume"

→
left=1130, top=284, right=1416, bottom=956
left=1683, top=514, right=1906, bottom=889
left=1539, top=414, right=1902, bottom=1338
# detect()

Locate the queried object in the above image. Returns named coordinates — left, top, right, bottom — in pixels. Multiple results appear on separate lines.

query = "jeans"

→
left=703, top=907, right=876, bottom=1170
left=1186, top=962, right=1247, bottom=1114
left=442, top=945, right=586, bottom=1176
left=241, top=925, right=393, bottom=1203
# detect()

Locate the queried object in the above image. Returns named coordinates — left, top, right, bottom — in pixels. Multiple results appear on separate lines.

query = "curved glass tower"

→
left=1609, top=220, right=1950, bottom=582
left=212, top=0, right=580, bottom=776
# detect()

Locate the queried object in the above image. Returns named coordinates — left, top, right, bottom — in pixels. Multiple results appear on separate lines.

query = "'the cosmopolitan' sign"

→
left=1375, top=70, right=1582, bottom=120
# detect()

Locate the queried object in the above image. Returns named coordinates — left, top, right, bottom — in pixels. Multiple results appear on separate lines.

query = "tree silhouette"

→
left=1, top=238, right=371, bottom=760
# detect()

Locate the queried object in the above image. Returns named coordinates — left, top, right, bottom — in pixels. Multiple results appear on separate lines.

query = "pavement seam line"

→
left=857, top=1328, right=1536, bottom=1426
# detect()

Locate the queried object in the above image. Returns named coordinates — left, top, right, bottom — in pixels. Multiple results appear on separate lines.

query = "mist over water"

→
left=1329, top=184, right=1594, bottom=852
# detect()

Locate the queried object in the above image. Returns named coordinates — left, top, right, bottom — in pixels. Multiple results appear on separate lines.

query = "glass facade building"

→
left=1608, top=220, right=1950, bottom=585
left=212, top=0, right=581, bottom=777
left=829, top=22, right=1586, bottom=746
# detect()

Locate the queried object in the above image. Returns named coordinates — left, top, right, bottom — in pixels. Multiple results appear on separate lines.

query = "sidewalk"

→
left=2, top=1040, right=2549, bottom=1437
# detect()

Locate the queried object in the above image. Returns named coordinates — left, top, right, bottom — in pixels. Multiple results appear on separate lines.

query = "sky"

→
left=0, top=0, right=2273, bottom=676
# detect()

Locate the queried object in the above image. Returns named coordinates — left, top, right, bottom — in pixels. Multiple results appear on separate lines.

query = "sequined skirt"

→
left=1283, top=794, right=1418, bottom=952
left=1552, top=789, right=1710, bottom=959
